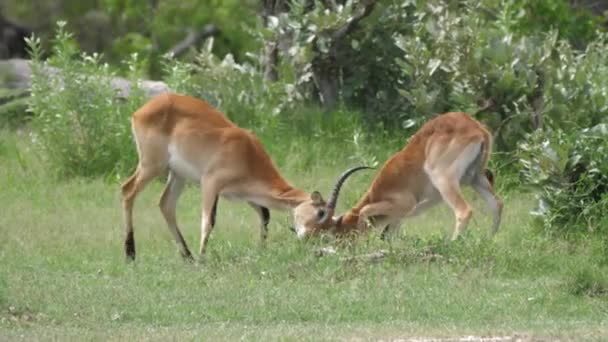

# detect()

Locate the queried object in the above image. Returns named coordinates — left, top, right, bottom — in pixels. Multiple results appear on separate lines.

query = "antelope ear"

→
left=310, top=191, right=324, bottom=205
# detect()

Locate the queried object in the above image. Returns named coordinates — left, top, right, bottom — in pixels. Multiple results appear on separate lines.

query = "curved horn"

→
left=318, top=166, right=374, bottom=223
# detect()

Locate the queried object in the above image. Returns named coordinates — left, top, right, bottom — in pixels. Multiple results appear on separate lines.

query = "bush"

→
left=515, top=32, right=608, bottom=235
left=26, top=23, right=381, bottom=179
left=519, top=124, right=608, bottom=236
left=269, top=0, right=606, bottom=155
left=160, top=37, right=383, bottom=167
left=504, top=0, right=602, bottom=48
left=27, top=22, right=145, bottom=179
left=167, top=39, right=281, bottom=128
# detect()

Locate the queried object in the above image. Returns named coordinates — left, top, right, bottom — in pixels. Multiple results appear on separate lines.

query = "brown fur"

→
left=295, top=112, right=503, bottom=241
left=121, top=93, right=314, bottom=260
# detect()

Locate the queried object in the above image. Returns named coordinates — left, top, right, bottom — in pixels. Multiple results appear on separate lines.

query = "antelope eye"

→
left=316, top=210, right=325, bottom=219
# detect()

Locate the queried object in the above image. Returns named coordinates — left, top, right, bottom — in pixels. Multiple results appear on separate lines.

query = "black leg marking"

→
left=176, top=232, right=193, bottom=261
left=380, top=225, right=390, bottom=241
left=485, top=169, right=495, bottom=187
left=259, top=205, right=270, bottom=242
left=181, top=250, right=194, bottom=262
left=261, top=206, right=270, bottom=227
left=210, top=196, right=219, bottom=227
left=125, top=231, right=136, bottom=261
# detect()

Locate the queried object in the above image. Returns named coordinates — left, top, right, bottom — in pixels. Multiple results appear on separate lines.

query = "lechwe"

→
left=120, top=93, right=360, bottom=261
left=292, top=112, right=503, bottom=240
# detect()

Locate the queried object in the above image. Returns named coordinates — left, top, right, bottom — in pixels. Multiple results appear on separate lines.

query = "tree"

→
left=0, top=14, right=31, bottom=58
left=261, top=0, right=288, bottom=81
left=310, top=0, right=376, bottom=109
left=262, top=0, right=377, bottom=109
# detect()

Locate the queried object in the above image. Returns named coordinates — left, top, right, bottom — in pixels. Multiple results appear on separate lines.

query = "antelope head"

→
left=292, top=166, right=372, bottom=239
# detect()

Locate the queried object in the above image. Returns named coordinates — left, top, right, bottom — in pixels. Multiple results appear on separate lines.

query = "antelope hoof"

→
left=125, top=232, right=136, bottom=262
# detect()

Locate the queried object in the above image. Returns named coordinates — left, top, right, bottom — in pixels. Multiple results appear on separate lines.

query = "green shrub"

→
left=519, top=124, right=608, bottom=236
left=161, top=37, right=300, bottom=136
left=161, top=38, right=383, bottom=168
left=268, top=0, right=606, bottom=155
left=27, top=22, right=144, bottom=178
left=503, top=0, right=602, bottom=48
left=515, top=33, right=608, bottom=233
left=26, top=23, right=382, bottom=179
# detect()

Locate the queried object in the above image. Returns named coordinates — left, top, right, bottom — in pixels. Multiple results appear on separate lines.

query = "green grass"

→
left=0, top=88, right=29, bottom=129
left=1, top=130, right=608, bottom=341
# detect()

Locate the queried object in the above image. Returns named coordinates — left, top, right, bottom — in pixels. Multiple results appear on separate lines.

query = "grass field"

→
left=1, top=130, right=608, bottom=341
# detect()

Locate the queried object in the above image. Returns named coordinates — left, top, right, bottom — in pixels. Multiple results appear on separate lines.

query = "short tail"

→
left=484, top=169, right=495, bottom=187
left=478, top=124, right=494, bottom=187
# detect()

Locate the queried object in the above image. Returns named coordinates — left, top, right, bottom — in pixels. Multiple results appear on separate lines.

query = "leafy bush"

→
left=269, top=0, right=606, bottom=155
left=26, top=23, right=380, bottom=179
left=27, top=22, right=145, bottom=178
left=515, top=32, right=608, bottom=236
left=519, top=124, right=608, bottom=236
left=542, top=35, right=608, bottom=129
left=164, top=45, right=379, bottom=169
left=502, top=0, right=602, bottom=48
left=95, top=0, right=261, bottom=76
left=387, top=1, right=572, bottom=150
left=161, top=37, right=376, bottom=155
left=383, top=0, right=608, bottom=169
left=173, top=39, right=282, bottom=128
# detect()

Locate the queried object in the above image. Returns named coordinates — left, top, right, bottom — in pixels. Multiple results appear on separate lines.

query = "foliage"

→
left=25, top=25, right=379, bottom=178
left=160, top=36, right=381, bottom=168
left=6, top=0, right=607, bottom=149
left=102, top=0, right=259, bottom=76
left=502, top=0, right=602, bottom=48
left=15, top=1, right=608, bottom=239
left=392, top=2, right=542, bottom=149
left=166, top=38, right=280, bottom=126
left=541, top=34, right=608, bottom=129
left=268, top=0, right=606, bottom=153
left=519, top=124, right=608, bottom=236
left=27, top=22, right=144, bottom=178
left=4, top=0, right=259, bottom=76
left=514, top=27, right=608, bottom=237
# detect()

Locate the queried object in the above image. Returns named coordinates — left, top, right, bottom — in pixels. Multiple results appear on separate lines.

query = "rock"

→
left=0, top=58, right=172, bottom=98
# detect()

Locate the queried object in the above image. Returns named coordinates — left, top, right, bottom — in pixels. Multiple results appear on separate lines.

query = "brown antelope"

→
left=121, top=93, right=333, bottom=261
left=292, top=112, right=503, bottom=240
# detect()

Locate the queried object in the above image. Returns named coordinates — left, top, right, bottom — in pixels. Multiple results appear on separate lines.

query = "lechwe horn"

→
left=318, top=166, right=373, bottom=224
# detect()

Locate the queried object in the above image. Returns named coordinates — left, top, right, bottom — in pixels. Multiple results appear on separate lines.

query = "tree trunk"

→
left=310, top=0, right=377, bottom=110
left=168, top=25, right=220, bottom=58
left=261, top=0, right=286, bottom=82
left=530, top=70, right=544, bottom=131
left=263, top=40, right=279, bottom=82
left=0, top=15, right=31, bottom=59
left=312, top=56, right=340, bottom=109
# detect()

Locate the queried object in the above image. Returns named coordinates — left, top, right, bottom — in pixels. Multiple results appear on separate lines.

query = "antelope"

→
left=121, top=93, right=325, bottom=261
left=292, top=112, right=503, bottom=240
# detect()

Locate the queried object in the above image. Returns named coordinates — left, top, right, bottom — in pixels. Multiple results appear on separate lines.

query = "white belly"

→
left=221, top=189, right=280, bottom=209
left=168, top=144, right=201, bottom=182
